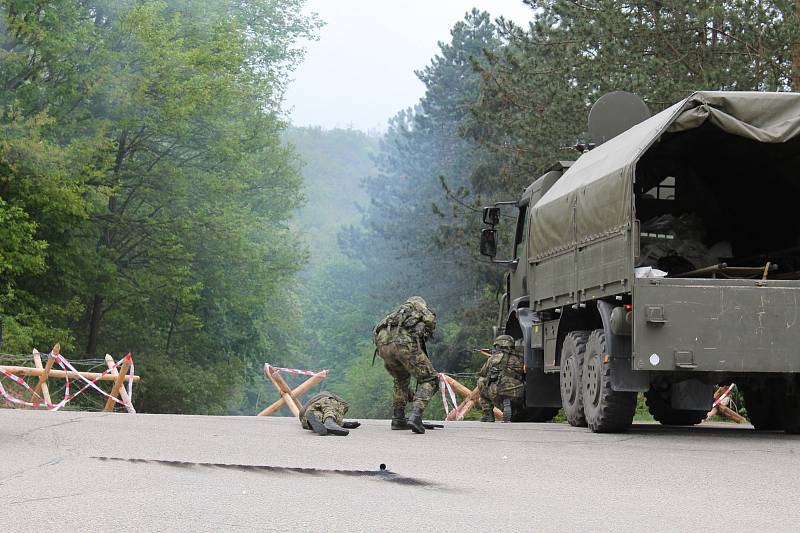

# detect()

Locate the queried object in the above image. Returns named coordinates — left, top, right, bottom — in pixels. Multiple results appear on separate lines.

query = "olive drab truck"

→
left=480, top=91, right=800, bottom=433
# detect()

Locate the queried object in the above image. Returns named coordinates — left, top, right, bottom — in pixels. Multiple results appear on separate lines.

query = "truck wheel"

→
left=741, top=386, right=783, bottom=430
left=582, top=329, right=636, bottom=433
left=512, top=406, right=560, bottom=423
left=644, top=388, right=707, bottom=426
left=560, top=330, right=590, bottom=427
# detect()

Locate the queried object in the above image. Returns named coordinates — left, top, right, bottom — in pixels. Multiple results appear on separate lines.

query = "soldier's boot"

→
left=306, top=412, right=327, bottom=436
left=479, top=408, right=495, bottom=423
left=502, top=398, right=513, bottom=423
left=323, top=417, right=349, bottom=436
left=407, top=407, right=426, bottom=434
left=391, top=407, right=408, bottom=430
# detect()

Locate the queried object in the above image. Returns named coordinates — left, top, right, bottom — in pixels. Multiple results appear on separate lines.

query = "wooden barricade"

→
left=258, top=365, right=328, bottom=417
left=706, top=384, right=746, bottom=423
left=0, top=343, right=139, bottom=412
left=440, top=374, right=504, bottom=421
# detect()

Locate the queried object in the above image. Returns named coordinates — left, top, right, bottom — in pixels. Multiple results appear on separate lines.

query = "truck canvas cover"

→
left=529, top=91, right=800, bottom=259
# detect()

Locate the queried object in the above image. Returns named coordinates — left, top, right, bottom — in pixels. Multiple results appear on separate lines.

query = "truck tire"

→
left=644, top=388, right=707, bottom=426
left=560, top=330, right=590, bottom=427
left=582, top=329, right=636, bottom=433
left=512, top=406, right=560, bottom=423
left=741, top=386, right=783, bottom=430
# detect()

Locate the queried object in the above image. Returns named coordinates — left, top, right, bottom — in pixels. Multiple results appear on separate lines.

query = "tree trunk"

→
left=794, top=0, right=800, bottom=90
left=86, top=294, right=103, bottom=356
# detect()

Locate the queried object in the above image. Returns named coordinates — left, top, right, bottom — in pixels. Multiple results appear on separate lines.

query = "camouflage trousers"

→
left=300, top=394, right=349, bottom=430
left=377, top=341, right=437, bottom=411
left=478, top=377, right=523, bottom=412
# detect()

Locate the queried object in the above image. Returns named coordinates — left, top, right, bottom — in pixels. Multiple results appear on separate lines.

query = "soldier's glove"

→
left=412, top=321, right=427, bottom=337
left=342, top=421, right=361, bottom=429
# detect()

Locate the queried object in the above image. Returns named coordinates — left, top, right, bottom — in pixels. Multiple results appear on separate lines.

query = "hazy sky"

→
left=284, top=0, right=535, bottom=132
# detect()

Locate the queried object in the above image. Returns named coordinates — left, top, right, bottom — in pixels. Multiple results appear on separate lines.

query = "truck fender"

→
left=515, top=306, right=537, bottom=369
left=597, top=300, right=649, bottom=392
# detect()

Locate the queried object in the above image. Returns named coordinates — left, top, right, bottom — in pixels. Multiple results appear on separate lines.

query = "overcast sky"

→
left=283, top=0, right=535, bottom=132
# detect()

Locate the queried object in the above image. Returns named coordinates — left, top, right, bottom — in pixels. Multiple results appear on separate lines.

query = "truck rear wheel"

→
left=560, top=330, right=590, bottom=427
left=741, top=385, right=783, bottom=430
left=582, top=329, right=636, bottom=433
left=644, top=388, right=707, bottom=426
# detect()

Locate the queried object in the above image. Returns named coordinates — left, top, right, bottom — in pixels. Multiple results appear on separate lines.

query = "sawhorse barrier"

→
left=257, top=364, right=328, bottom=417
left=0, top=343, right=138, bottom=412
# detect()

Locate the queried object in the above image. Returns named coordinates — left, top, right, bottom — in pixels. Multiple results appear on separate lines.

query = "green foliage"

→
left=0, top=0, right=320, bottom=413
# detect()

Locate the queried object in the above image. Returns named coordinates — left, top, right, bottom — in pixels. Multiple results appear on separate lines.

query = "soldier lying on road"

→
left=299, top=391, right=361, bottom=436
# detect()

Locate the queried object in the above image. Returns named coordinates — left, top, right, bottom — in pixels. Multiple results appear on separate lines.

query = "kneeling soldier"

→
left=477, top=335, right=524, bottom=422
left=299, top=391, right=361, bottom=436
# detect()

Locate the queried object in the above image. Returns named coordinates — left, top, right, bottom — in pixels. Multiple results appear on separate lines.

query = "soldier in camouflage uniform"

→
left=299, top=391, right=361, bottom=436
left=373, top=296, right=438, bottom=434
left=477, top=335, right=525, bottom=423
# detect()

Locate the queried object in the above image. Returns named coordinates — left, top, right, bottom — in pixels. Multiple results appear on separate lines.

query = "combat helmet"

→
left=405, top=296, right=432, bottom=313
left=493, top=334, right=515, bottom=351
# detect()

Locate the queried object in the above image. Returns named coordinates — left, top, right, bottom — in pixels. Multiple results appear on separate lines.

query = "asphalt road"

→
left=1, top=410, right=799, bottom=532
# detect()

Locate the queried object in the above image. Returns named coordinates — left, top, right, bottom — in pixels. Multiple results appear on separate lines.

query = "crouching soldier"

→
left=299, top=391, right=361, bottom=436
left=373, top=296, right=438, bottom=434
left=477, top=335, right=524, bottom=422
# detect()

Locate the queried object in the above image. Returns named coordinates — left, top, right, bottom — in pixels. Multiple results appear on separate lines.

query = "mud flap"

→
left=525, top=362, right=562, bottom=407
left=598, top=300, right=649, bottom=392
left=671, top=379, right=713, bottom=410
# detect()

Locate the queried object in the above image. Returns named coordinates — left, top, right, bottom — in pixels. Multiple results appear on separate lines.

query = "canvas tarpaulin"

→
left=529, top=91, right=800, bottom=259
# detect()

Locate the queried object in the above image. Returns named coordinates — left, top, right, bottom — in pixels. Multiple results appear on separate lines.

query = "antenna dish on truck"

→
left=588, top=91, right=650, bottom=145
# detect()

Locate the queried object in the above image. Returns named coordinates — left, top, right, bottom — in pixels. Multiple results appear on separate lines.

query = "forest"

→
left=2, top=1, right=800, bottom=417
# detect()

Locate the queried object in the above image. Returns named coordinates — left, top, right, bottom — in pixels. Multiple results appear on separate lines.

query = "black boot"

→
left=502, top=398, right=513, bottom=423
left=324, top=417, right=349, bottom=436
left=480, top=409, right=495, bottom=423
left=391, top=407, right=408, bottom=430
left=306, top=411, right=327, bottom=435
left=407, top=407, right=425, bottom=434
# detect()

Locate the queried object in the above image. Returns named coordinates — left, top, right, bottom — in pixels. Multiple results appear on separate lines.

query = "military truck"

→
left=480, top=91, right=800, bottom=433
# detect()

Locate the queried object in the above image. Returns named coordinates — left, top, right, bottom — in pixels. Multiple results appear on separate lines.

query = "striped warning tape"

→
left=264, top=363, right=327, bottom=377
left=0, top=352, right=133, bottom=410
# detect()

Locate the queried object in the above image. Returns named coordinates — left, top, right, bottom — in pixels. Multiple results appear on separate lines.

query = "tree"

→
left=0, top=0, right=320, bottom=414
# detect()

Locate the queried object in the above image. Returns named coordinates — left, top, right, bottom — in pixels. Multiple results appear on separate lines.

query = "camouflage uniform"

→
left=373, top=296, right=438, bottom=433
left=299, top=391, right=350, bottom=430
left=478, top=335, right=524, bottom=422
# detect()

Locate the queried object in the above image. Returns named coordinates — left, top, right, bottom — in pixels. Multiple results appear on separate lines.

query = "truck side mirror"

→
left=483, top=207, right=500, bottom=226
left=480, top=228, right=497, bottom=257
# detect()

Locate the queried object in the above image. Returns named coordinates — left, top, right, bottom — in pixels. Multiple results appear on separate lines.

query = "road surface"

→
left=1, top=410, right=799, bottom=532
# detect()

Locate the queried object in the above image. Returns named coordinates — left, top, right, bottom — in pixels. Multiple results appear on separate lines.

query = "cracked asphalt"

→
left=2, top=410, right=799, bottom=532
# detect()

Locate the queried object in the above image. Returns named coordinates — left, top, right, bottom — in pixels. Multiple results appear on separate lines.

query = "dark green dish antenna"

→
left=588, top=91, right=651, bottom=145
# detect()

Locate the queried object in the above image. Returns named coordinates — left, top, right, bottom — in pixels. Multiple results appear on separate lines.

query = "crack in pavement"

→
left=0, top=457, right=64, bottom=486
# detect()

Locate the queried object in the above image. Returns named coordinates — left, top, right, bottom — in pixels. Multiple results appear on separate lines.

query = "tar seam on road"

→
left=91, top=456, right=456, bottom=490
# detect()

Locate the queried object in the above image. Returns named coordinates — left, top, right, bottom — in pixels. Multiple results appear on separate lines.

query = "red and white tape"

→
left=0, top=352, right=134, bottom=411
left=437, top=373, right=459, bottom=420
left=264, top=363, right=328, bottom=378
left=713, top=383, right=736, bottom=407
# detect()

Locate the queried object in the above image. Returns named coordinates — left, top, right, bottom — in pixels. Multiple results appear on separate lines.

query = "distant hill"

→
left=284, top=127, right=378, bottom=258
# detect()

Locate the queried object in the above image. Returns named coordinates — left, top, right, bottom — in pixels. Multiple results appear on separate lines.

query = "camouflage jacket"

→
left=373, top=301, right=436, bottom=347
left=478, top=349, right=524, bottom=383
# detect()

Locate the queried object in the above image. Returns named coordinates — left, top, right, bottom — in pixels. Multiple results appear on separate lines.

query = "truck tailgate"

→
left=633, top=278, right=800, bottom=373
